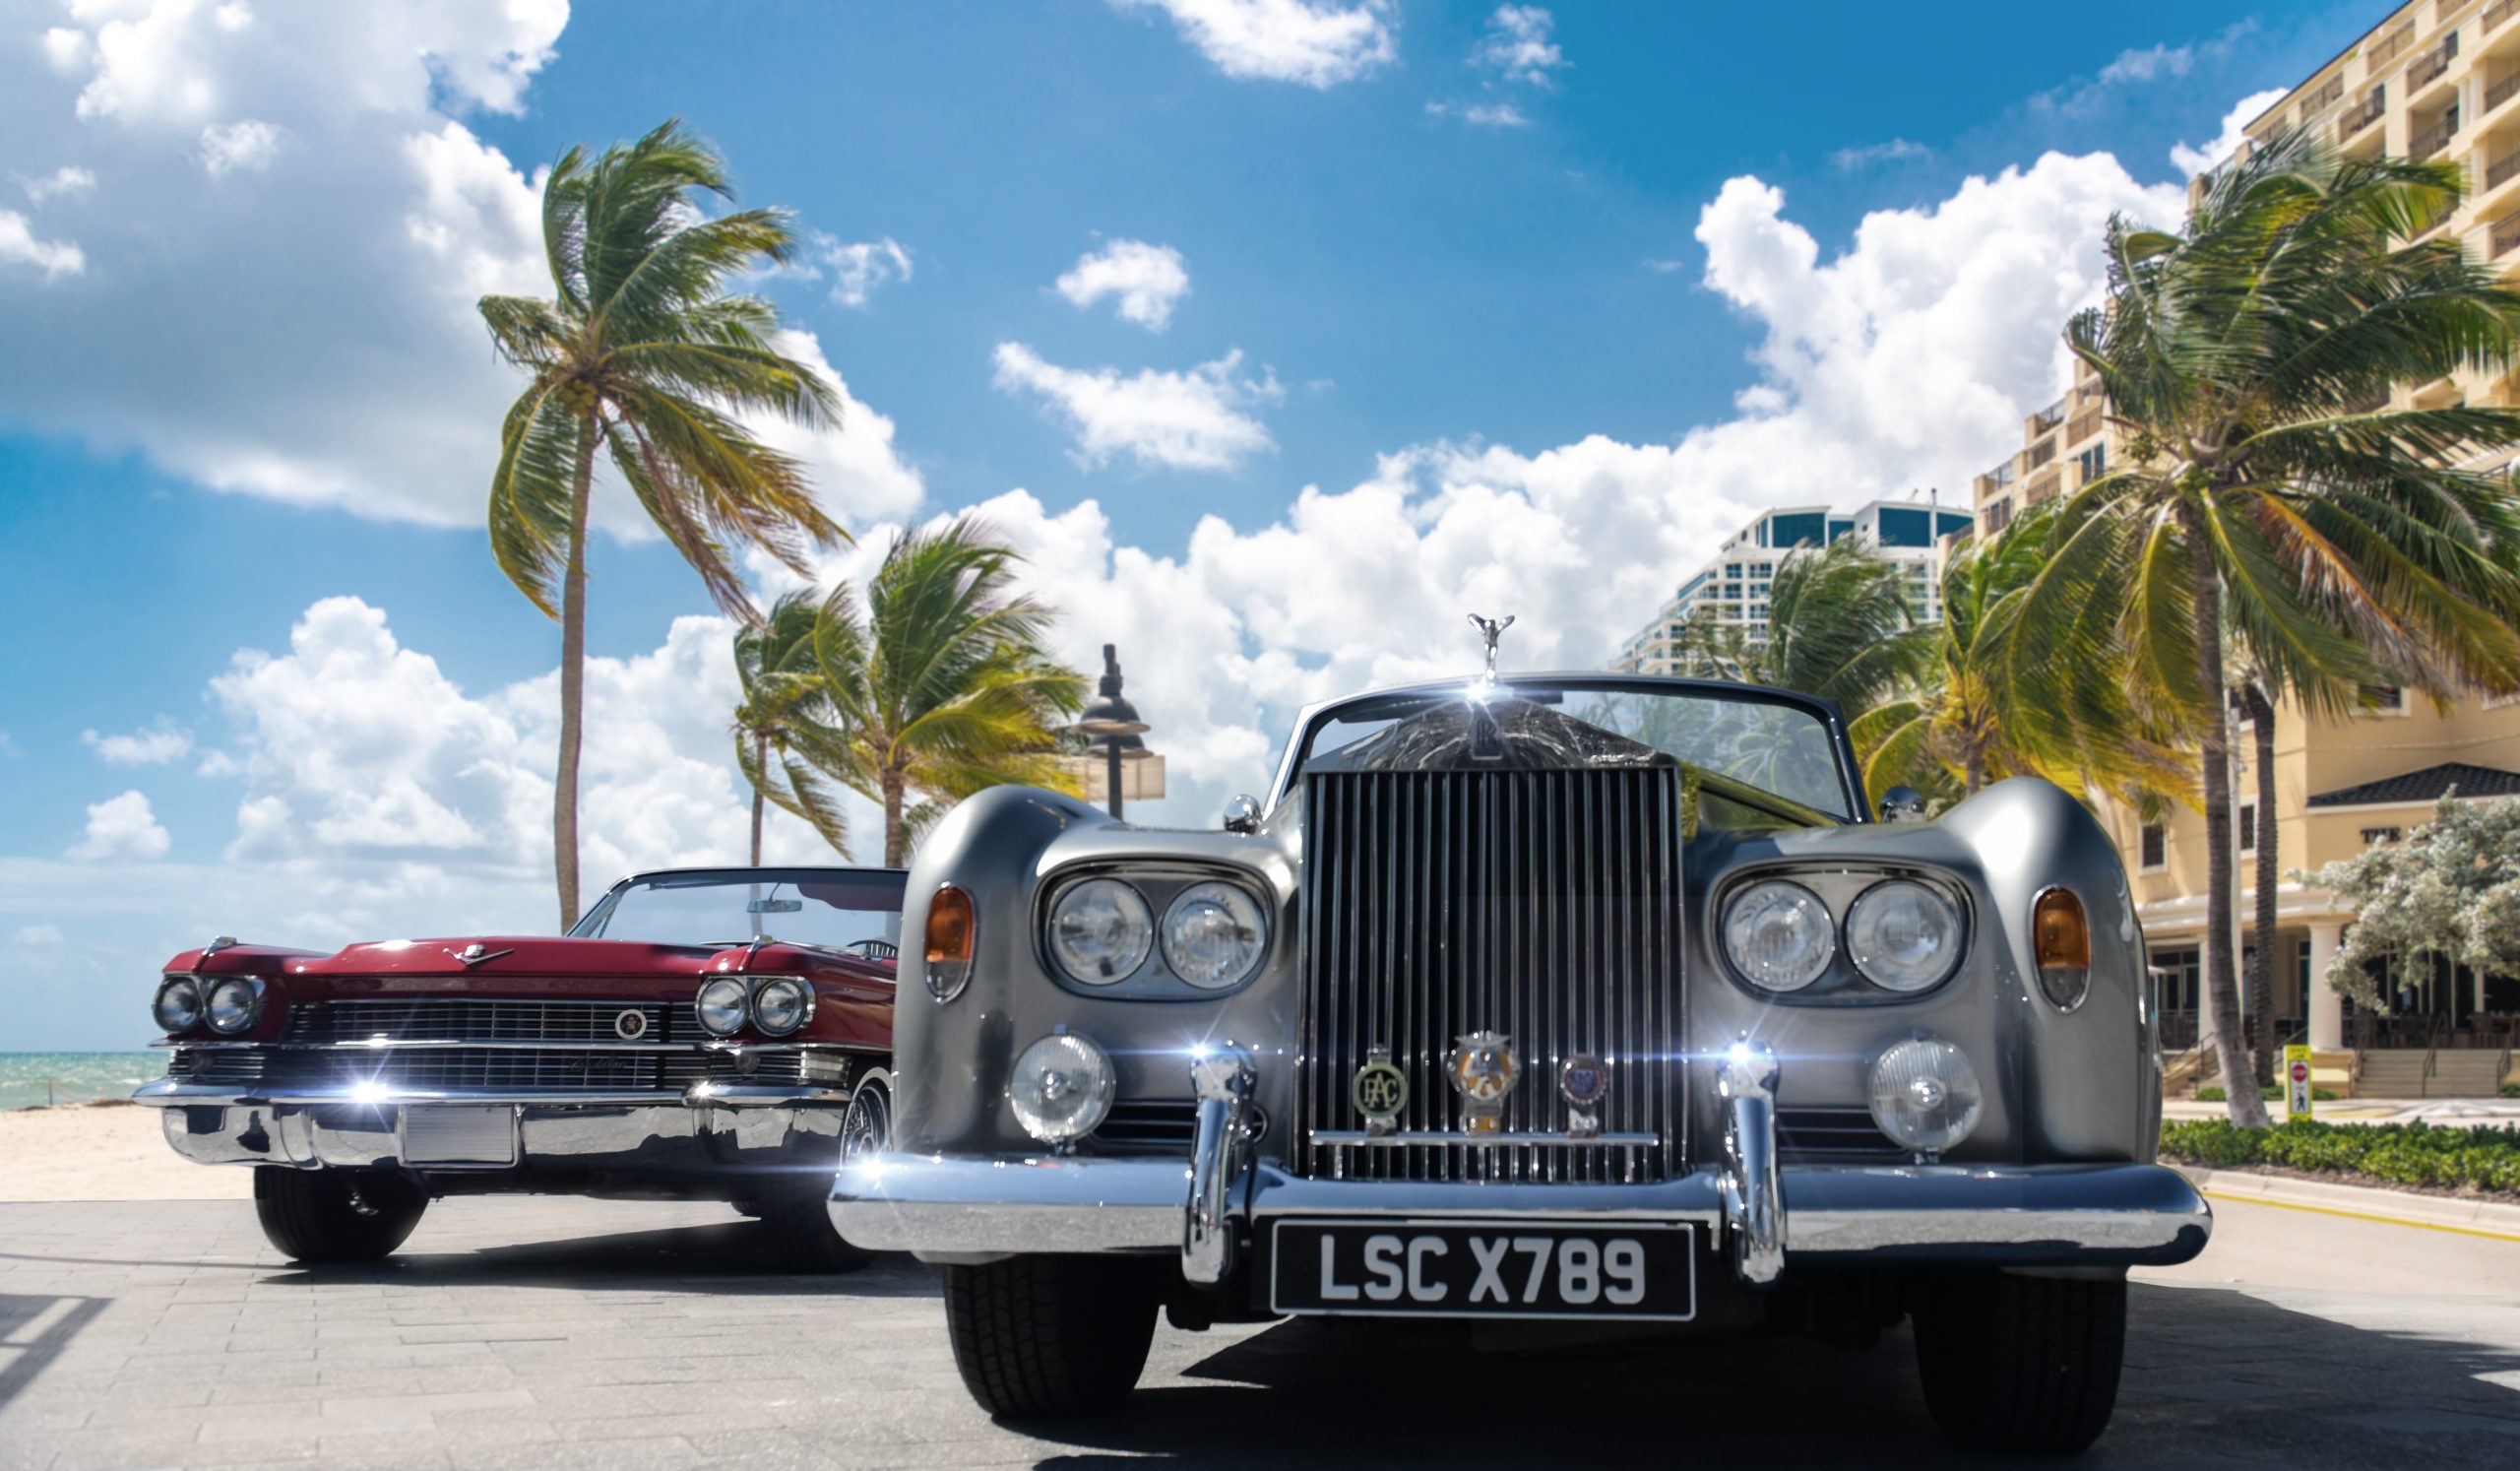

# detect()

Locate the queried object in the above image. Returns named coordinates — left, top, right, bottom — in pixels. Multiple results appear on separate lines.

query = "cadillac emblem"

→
left=1446, top=1030, right=1519, bottom=1134
left=1560, top=1052, right=1608, bottom=1140
left=614, top=1009, right=650, bottom=1042
left=1352, top=1045, right=1409, bottom=1136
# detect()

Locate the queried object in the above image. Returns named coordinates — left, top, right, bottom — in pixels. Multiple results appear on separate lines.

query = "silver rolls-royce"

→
left=832, top=651, right=2209, bottom=1453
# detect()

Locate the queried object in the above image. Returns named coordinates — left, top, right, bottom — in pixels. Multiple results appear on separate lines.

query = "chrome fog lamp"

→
left=1008, top=1031, right=1115, bottom=1147
left=152, top=976, right=203, bottom=1034
left=205, top=978, right=264, bottom=1034
left=1046, top=878, right=1154, bottom=985
left=751, top=977, right=812, bottom=1036
left=1845, top=881, right=1963, bottom=993
left=695, top=977, right=750, bottom=1038
left=1161, top=881, right=1268, bottom=990
left=1722, top=880, right=1835, bottom=991
left=1867, top=1036, right=1983, bottom=1157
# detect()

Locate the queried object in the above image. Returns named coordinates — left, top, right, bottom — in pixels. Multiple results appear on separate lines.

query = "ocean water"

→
left=0, top=1053, right=165, bottom=1110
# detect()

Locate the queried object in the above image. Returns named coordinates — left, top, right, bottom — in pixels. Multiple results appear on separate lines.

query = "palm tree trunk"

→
left=881, top=770, right=907, bottom=868
left=2245, top=683, right=2280, bottom=1089
left=552, top=419, right=600, bottom=931
left=749, top=733, right=767, bottom=866
left=2186, top=515, right=2270, bottom=1127
left=1964, top=747, right=1986, bottom=796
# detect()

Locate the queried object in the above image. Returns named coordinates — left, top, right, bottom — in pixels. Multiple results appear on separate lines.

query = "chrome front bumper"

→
left=831, top=1046, right=2211, bottom=1287
left=136, top=1078, right=847, bottom=1177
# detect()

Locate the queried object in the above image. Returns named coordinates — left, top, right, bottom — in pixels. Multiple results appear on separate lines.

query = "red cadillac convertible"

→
left=135, top=865, right=905, bottom=1270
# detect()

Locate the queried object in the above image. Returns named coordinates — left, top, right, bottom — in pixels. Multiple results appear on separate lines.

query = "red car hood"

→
left=294, top=936, right=722, bottom=980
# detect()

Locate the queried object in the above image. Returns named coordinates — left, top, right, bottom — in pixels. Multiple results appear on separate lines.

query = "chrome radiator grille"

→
left=1294, top=767, right=1685, bottom=1183
left=286, top=997, right=698, bottom=1045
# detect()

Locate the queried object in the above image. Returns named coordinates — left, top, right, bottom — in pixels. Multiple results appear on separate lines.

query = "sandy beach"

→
left=0, top=1102, right=252, bottom=1201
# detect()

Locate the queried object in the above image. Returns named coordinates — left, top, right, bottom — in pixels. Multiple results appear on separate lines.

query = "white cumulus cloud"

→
left=1471, top=5, right=1563, bottom=85
left=69, top=791, right=171, bottom=862
left=20, top=164, right=94, bottom=202
left=82, top=719, right=194, bottom=766
left=0, top=210, right=84, bottom=278
left=1055, top=238, right=1191, bottom=331
left=811, top=233, right=913, bottom=307
left=199, top=117, right=280, bottom=175
left=2171, top=89, right=2289, bottom=179
left=992, top=343, right=1281, bottom=472
left=1426, top=100, right=1527, bottom=128
left=1109, top=0, right=1396, bottom=89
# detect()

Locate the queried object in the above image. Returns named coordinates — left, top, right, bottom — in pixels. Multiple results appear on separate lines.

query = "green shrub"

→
left=2159, top=1118, right=2520, bottom=1195
left=2193, top=1085, right=2337, bottom=1102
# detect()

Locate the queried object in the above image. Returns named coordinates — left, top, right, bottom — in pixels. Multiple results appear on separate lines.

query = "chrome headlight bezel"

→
left=1714, top=867, right=1973, bottom=1003
left=1867, top=1035, right=1984, bottom=1156
left=1844, top=880, right=1965, bottom=993
left=1040, top=867, right=1275, bottom=998
left=1161, top=881, right=1269, bottom=991
left=750, top=976, right=814, bottom=1037
left=205, top=977, right=265, bottom=1034
left=1045, top=877, right=1156, bottom=987
left=695, top=977, right=751, bottom=1038
left=152, top=975, right=204, bottom=1035
left=1721, top=879, right=1836, bottom=992
left=1008, top=1031, right=1116, bottom=1146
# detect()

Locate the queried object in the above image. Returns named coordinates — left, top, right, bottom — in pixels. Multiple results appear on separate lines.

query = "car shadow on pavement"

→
left=1009, top=1283, right=2520, bottom=1468
left=261, top=1219, right=942, bottom=1297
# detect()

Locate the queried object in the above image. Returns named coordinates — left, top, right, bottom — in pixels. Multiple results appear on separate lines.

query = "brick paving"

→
left=3, top=1195, right=2520, bottom=1468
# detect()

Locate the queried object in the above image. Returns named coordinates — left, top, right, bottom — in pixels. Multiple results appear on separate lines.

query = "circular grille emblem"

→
left=614, top=1009, right=650, bottom=1041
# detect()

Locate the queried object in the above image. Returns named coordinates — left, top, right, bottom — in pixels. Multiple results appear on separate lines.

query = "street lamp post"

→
left=1071, top=644, right=1156, bottom=820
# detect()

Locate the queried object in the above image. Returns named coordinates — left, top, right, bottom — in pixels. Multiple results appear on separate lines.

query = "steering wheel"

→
left=845, top=938, right=900, bottom=960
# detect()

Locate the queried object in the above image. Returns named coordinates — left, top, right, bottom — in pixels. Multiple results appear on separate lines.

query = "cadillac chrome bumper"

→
left=831, top=1044, right=2211, bottom=1284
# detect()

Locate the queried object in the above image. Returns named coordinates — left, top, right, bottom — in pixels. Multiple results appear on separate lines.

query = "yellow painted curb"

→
left=2203, top=1189, right=2520, bottom=1245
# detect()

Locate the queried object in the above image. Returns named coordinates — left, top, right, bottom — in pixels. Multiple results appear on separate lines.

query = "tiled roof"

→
left=2304, top=762, right=2520, bottom=809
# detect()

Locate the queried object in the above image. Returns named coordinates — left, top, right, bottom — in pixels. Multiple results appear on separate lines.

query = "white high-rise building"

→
left=1610, top=497, right=1974, bottom=677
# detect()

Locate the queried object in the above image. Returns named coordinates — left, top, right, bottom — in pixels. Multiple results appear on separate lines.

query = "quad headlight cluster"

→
left=152, top=975, right=264, bottom=1035
left=1042, top=873, right=1270, bottom=995
left=1721, top=877, right=1965, bottom=996
left=694, top=975, right=814, bottom=1038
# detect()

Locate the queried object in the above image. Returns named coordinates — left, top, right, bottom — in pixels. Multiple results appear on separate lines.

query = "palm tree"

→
left=1675, top=533, right=1937, bottom=719
left=811, top=519, right=1088, bottom=866
left=733, top=590, right=852, bottom=863
left=1855, top=507, right=2186, bottom=808
left=2011, top=128, right=2520, bottom=1125
left=480, top=120, right=847, bottom=927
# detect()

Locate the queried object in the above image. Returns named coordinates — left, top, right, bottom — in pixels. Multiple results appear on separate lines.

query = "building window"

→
left=2359, top=684, right=2408, bottom=715
left=2238, top=804, right=2256, bottom=854
left=2362, top=825, right=2403, bottom=846
left=2076, top=443, right=2108, bottom=483
left=1982, top=498, right=2012, bottom=535
left=2139, top=822, right=2167, bottom=869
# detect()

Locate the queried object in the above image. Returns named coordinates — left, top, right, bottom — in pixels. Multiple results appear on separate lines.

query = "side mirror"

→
left=1223, top=795, right=1263, bottom=834
left=1879, top=786, right=1926, bottom=822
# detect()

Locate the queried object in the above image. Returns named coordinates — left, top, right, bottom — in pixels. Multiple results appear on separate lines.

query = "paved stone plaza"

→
left=4, top=1194, right=2520, bottom=1469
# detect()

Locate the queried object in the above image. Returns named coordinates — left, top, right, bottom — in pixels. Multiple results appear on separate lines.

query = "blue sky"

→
left=0, top=0, right=2384, bottom=1048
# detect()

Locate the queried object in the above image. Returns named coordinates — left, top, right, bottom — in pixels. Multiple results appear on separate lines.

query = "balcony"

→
left=2494, top=207, right=2520, bottom=258
left=2020, top=434, right=2058, bottom=473
left=2489, top=144, right=2520, bottom=192
left=2030, top=398, right=2066, bottom=433
left=2367, top=25, right=2415, bottom=70
left=2493, top=0, right=2520, bottom=33
left=1973, top=463, right=2016, bottom=501
left=2338, top=93, right=2386, bottom=140
left=2412, top=113, right=2460, bottom=160
left=2300, top=73, right=2346, bottom=115
left=2492, top=72, right=2520, bottom=117
left=2411, top=33, right=2461, bottom=93
left=2066, top=406, right=2104, bottom=444
left=2024, top=469, right=2061, bottom=505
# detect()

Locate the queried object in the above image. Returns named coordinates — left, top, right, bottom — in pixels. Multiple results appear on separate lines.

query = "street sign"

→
left=2284, top=1043, right=2313, bottom=1120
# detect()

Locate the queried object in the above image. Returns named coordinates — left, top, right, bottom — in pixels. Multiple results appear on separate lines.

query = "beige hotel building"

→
left=1968, top=0, right=2520, bottom=1094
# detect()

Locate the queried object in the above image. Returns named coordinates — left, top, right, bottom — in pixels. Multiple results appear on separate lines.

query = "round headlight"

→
left=1868, top=1036, right=1983, bottom=1155
left=752, top=977, right=811, bottom=1036
left=696, top=977, right=750, bottom=1037
left=1723, top=880, right=1835, bottom=991
left=1845, top=881, right=1963, bottom=993
left=206, top=978, right=262, bottom=1034
left=1046, top=879, right=1154, bottom=985
left=1162, top=882, right=1268, bottom=990
left=152, top=977, right=203, bottom=1034
left=1008, top=1032, right=1115, bottom=1146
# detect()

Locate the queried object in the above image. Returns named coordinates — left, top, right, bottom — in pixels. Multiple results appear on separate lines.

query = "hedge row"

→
left=2159, top=1118, right=2520, bottom=1195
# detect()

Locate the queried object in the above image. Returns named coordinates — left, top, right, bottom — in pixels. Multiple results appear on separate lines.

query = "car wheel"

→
left=1911, top=1270, right=2127, bottom=1454
left=943, top=1254, right=1164, bottom=1419
left=253, top=1166, right=427, bottom=1263
left=760, top=1069, right=890, bottom=1273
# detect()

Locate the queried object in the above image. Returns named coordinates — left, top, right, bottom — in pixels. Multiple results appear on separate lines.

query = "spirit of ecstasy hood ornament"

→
left=1468, top=612, right=1514, bottom=684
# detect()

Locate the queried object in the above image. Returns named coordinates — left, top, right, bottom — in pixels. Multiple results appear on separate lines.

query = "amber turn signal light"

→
left=925, top=884, right=976, bottom=1002
left=2031, top=887, right=2091, bottom=1011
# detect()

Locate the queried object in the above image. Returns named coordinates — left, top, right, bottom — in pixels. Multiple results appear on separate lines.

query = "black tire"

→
left=253, top=1166, right=427, bottom=1263
left=942, top=1255, right=1164, bottom=1419
left=1912, top=1270, right=2127, bottom=1454
left=760, top=1070, right=891, bottom=1273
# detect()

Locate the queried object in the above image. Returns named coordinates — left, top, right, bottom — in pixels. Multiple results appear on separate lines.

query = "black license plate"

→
left=1270, top=1220, right=1696, bottom=1321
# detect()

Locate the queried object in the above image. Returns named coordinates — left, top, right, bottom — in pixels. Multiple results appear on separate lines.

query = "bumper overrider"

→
left=829, top=1042, right=2212, bottom=1290
left=133, top=1077, right=850, bottom=1175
